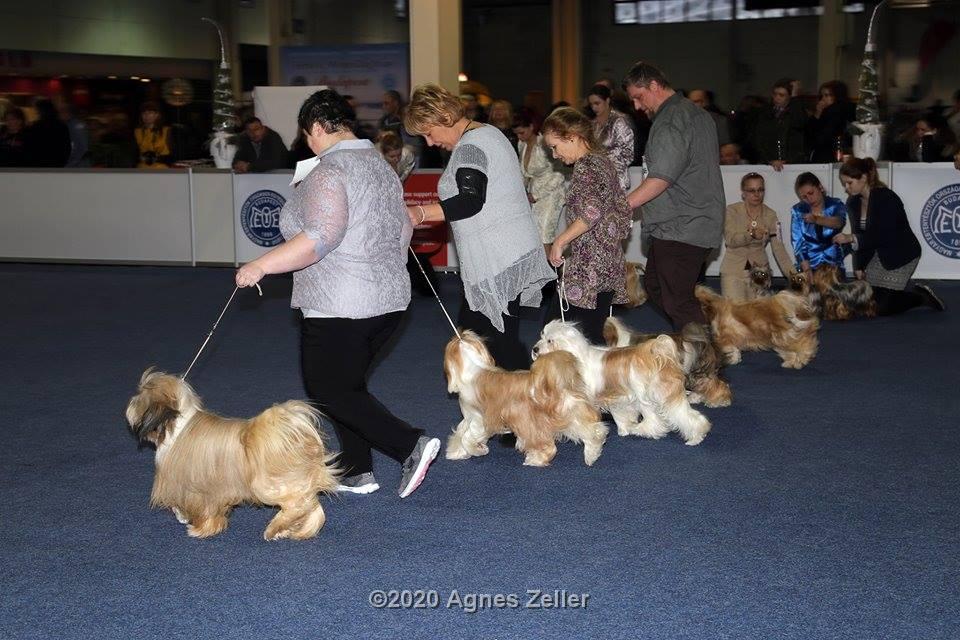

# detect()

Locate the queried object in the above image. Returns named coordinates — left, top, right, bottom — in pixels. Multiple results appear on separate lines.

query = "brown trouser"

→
left=643, top=237, right=711, bottom=329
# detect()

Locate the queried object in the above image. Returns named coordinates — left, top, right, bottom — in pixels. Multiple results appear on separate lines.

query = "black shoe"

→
left=915, top=283, right=946, bottom=311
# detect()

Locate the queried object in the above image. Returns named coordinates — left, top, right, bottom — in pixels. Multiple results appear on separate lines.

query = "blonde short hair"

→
left=404, top=83, right=465, bottom=135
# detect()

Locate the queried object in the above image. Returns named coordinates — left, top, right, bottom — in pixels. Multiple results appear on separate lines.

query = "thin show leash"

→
left=182, top=283, right=262, bottom=380
left=408, top=245, right=461, bottom=340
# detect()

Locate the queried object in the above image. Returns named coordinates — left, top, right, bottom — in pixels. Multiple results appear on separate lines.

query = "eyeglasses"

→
left=743, top=188, right=765, bottom=194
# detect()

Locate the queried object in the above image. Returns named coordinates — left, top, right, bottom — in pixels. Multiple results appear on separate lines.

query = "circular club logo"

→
left=240, top=190, right=285, bottom=247
left=920, top=183, right=960, bottom=259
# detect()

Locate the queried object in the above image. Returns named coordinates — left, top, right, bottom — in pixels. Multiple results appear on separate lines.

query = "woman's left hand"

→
left=236, top=262, right=266, bottom=288
left=833, top=233, right=853, bottom=245
left=548, top=240, right=566, bottom=268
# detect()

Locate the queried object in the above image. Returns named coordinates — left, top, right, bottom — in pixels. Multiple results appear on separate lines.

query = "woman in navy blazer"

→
left=833, top=158, right=944, bottom=315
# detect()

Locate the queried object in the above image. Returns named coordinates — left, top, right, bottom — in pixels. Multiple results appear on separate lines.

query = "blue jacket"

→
left=791, top=195, right=848, bottom=270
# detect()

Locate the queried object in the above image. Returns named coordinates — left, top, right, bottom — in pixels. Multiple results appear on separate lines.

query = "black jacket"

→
left=233, top=128, right=289, bottom=172
left=848, top=187, right=922, bottom=272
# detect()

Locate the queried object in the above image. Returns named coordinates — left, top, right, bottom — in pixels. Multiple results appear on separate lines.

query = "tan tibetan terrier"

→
left=533, top=321, right=711, bottom=446
left=624, top=261, right=648, bottom=308
left=602, top=317, right=732, bottom=408
left=443, top=331, right=608, bottom=467
left=126, top=369, right=340, bottom=541
left=793, top=264, right=877, bottom=320
left=695, top=285, right=819, bottom=369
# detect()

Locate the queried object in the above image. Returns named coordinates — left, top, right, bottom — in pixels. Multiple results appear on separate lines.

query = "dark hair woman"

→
left=236, top=89, right=441, bottom=498
left=586, top=83, right=635, bottom=194
left=832, top=158, right=944, bottom=314
left=790, top=172, right=848, bottom=273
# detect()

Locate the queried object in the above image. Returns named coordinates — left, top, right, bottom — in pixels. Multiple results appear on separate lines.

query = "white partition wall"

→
left=889, top=163, right=960, bottom=279
left=2, top=165, right=959, bottom=279
left=0, top=169, right=193, bottom=263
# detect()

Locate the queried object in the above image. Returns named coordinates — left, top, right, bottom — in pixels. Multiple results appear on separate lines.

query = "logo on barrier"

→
left=920, top=183, right=960, bottom=259
left=240, top=190, right=285, bottom=247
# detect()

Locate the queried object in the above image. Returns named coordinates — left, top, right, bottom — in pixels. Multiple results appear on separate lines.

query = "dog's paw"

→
left=445, top=446, right=471, bottom=460
left=172, top=507, right=189, bottom=525
left=684, top=434, right=706, bottom=446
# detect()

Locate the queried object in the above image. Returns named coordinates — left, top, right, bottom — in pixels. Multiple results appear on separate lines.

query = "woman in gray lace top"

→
left=404, top=84, right=555, bottom=370
left=235, top=90, right=439, bottom=499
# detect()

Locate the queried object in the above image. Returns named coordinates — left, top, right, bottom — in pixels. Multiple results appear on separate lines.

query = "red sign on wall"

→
left=403, top=170, right=449, bottom=267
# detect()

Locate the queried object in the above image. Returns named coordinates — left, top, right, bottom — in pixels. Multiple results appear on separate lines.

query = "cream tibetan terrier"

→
left=443, top=331, right=608, bottom=467
left=695, top=285, right=819, bottom=369
left=532, top=321, right=711, bottom=446
left=126, top=369, right=340, bottom=540
left=602, top=317, right=732, bottom=408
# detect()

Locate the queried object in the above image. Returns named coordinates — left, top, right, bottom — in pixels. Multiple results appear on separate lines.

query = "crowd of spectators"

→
left=1, top=82, right=958, bottom=172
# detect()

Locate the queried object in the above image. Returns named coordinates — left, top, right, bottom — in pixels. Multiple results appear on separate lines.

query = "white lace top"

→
left=279, top=139, right=412, bottom=319
left=440, top=125, right=555, bottom=332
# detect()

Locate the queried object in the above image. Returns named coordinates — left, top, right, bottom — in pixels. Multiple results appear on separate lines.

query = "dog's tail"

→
left=777, top=291, right=820, bottom=332
left=602, top=316, right=632, bottom=348
left=251, top=401, right=342, bottom=493
left=694, top=284, right=722, bottom=318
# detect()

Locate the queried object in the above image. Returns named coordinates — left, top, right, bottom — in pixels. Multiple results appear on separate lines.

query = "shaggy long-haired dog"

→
left=798, top=264, right=877, bottom=320
left=695, top=285, right=819, bottom=369
left=748, top=263, right=773, bottom=297
left=443, top=331, right=608, bottom=467
left=532, top=321, right=711, bottom=446
left=602, top=317, right=732, bottom=408
left=624, top=261, right=648, bottom=308
left=126, top=369, right=340, bottom=540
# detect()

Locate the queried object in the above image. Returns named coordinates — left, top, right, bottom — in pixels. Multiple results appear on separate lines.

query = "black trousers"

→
left=643, top=237, right=711, bottom=330
left=873, top=286, right=925, bottom=316
left=457, top=293, right=529, bottom=371
left=544, top=290, right=616, bottom=345
left=300, top=312, right=421, bottom=477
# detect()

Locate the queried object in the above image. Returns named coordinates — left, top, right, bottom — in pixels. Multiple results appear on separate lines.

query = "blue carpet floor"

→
left=1, top=263, right=957, bottom=640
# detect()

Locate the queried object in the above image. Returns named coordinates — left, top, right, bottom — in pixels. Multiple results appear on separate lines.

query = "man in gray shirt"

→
left=623, top=61, right=724, bottom=329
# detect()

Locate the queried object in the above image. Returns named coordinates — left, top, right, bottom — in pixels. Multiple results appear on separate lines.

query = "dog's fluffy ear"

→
left=530, top=351, right=578, bottom=405
left=127, top=374, right=181, bottom=447
left=131, top=403, right=180, bottom=447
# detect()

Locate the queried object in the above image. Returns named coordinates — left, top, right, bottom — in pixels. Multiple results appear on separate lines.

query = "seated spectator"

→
left=488, top=99, right=518, bottom=150
left=790, top=172, right=847, bottom=273
left=688, top=89, right=731, bottom=146
left=23, top=99, right=71, bottom=168
left=807, top=80, right=855, bottom=162
left=378, top=90, right=404, bottom=136
left=287, top=130, right=314, bottom=167
left=833, top=158, right=944, bottom=314
left=0, top=107, right=27, bottom=167
left=904, top=112, right=958, bottom=162
left=232, top=116, right=289, bottom=173
left=58, top=103, right=90, bottom=167
left=719, top=142, right=747, bottom=165
left=752, top=78, right=807, bottom=171
left=377, top=130, right=415, bottom=183
left=460, top=93, right=487, bottom=123
left=946, top=89, right=960, bottom=141
left=134, top=102, right=171, bottom=169
left=730, top=94, right=765, bottom=163
left=721, top=173, right=793, bottom=301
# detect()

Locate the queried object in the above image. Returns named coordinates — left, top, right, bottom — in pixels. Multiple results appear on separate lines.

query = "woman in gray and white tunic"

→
left=235, top=90, right=440, bottom=499
left=404, top=84, right=555, bottom=370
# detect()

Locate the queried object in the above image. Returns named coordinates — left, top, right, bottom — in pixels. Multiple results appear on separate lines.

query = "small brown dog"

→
left=443, top=331, right=608, bottom=467
left=126, top=369, right=340, bottom=540
left=602, top=317, right=732, bottom=408
left=624, top=262, right=648, bottom=308
left=695, top=285, right=820, bottom=369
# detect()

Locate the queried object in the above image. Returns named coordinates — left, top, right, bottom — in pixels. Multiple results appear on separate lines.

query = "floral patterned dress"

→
left=562, top=153, right=631, bottom=309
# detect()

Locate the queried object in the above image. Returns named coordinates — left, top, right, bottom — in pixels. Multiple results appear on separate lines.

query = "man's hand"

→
left=770, top=160, right=785, bottom=172
left=233, top=160, right=250, bottom=174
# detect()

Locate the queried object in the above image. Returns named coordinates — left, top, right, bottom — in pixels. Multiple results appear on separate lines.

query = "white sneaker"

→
left=398, top=436, right=440, bottom=498
left=337, top=472, right=380, bottom=494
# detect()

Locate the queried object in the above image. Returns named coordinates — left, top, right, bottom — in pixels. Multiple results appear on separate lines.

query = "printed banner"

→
left=403, top=170, right=453, bottom=268
left=280, top=44, right=410, bottom=131
left=233, top=173, right=294, bottom=264
left=890, top=162, right=960, bottom=279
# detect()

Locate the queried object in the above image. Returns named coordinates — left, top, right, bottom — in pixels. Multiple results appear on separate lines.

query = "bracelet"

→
left=417, top=205, right=426, bottom=225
